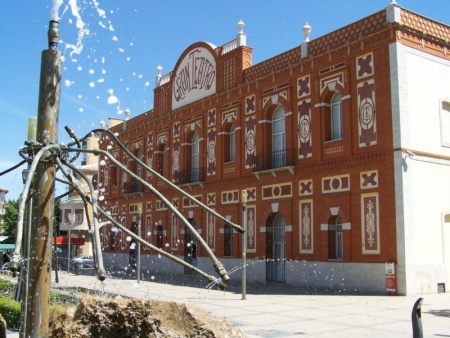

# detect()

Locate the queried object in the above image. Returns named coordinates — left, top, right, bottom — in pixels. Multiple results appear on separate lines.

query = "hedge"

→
left=0, top=297, right=21, bottom=330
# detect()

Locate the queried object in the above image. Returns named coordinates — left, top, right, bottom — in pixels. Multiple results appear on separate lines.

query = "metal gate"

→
left=266, top=213, right=286, bottom=282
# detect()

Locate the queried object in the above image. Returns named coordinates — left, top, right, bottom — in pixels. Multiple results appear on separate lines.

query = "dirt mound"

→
left=49, top=296, right=245, bottom=337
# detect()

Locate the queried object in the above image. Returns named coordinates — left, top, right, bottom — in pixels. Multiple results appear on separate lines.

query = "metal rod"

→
left=98, top=208, right=225, bottom=288
left=67, top=221, right=72, bottom=273
left=90, top=128, right=244, bottom=234
left=62, top=159, right=106, bottom=281
left=241, top=190, right=247, bottom=300
left=66, top=147, right=230, bottom=282
left=137, top=205, right=142, bottom=284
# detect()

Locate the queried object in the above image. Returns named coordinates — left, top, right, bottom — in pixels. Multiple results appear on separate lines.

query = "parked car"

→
left=72, top=255, right=94, bottom=269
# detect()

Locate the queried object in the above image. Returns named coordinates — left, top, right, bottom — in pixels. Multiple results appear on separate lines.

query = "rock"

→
left=49, top=296, right=245, bottom=338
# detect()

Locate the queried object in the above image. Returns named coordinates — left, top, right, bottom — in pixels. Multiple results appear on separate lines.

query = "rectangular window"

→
left=74, top=209, right=84, bottom=223
left=63, top=209, right=71, bottom=223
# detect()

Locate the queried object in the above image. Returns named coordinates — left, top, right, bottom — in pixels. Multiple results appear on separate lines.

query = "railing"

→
left=221, top=39, right=238, bottom=54
left=252, top=149, right=295, bottom=172
left=177, top=167, right=205, bottom=185
left=122, top=179, right=144, bottom=194
left=157, top=72, right=172, bottom=87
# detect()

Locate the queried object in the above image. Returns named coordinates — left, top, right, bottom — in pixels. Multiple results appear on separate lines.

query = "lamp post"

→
left=241, top=190, right=247, bottom=300
left=67, top=212, right=72, bottom=273
left=137, top=204, right=142, bottom=284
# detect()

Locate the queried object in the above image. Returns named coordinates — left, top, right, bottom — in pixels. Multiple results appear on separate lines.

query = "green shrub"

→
left=0, top=297, right=21, bottom=330
left=0, top=279, right=14, bottom=294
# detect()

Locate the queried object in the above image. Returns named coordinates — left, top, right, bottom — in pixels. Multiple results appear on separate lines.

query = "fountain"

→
left=5, top=1, right=244, bottom=336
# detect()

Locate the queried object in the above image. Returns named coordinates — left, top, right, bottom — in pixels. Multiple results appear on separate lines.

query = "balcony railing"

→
left=177, top=167, right=205, bottom=185
left=252, top=149, right=295, bottom=172
left=122, top=179, right=144, bottom=194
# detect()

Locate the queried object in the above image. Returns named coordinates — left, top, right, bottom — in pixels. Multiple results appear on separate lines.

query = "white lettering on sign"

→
left=172, top=47, right=216, bottom=110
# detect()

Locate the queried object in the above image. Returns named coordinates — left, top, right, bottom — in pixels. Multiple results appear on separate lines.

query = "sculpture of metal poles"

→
left=20, top=20, right=62, bottom=337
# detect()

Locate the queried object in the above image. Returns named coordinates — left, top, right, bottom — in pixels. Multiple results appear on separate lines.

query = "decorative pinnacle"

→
left=303, top=22, right=312, bottom=42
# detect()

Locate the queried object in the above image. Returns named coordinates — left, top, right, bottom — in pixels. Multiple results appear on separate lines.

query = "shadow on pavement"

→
left=72, top=267, right=386, bottom=297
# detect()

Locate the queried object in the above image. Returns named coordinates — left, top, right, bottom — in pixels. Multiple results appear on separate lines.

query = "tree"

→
left=2, top=197, right=19, bottom=236
left=1, top=196, right=61, bottom=237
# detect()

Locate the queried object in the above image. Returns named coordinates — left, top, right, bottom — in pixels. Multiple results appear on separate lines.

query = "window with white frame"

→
left=74, top=209, right=84, bottom=223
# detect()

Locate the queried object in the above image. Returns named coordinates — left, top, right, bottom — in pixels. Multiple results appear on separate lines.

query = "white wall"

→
left=391, top=43, right=450, bottom=294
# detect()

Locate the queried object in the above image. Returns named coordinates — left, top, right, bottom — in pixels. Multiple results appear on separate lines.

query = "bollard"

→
left=411, top=297, right=423, bottom=338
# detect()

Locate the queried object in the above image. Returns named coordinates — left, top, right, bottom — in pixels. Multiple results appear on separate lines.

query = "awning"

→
left=52, top=237, right=85, bottom=245
left=0, top=243, right=61, bottom=253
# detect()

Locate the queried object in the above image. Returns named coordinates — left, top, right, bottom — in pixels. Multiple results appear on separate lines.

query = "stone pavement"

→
left=6, top=270, right=450, bottom=337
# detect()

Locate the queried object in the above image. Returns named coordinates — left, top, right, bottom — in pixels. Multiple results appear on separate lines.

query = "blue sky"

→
left=1, top=0, right=449, bottom=200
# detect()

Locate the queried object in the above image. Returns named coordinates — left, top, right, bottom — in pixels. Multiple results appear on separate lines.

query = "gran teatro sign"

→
left=172, top=45, right=217, bottom=110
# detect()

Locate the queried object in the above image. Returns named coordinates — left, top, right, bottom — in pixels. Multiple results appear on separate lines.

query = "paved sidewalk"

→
left=6, top=271, right=450, bottom=337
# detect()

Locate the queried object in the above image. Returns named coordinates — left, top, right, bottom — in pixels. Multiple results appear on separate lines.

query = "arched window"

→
left=330, top=92, right=342, bottom=141
left=328, top=215, right=343, bottom=259
left=272, top=106, right=286, bottom=168
left=191, top=132, right=199, bottom=182
left=224, top=124, right=236, bottom=163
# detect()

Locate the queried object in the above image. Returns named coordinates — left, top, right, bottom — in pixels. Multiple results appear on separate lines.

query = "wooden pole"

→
left=22, top=20, right=62, bottom=338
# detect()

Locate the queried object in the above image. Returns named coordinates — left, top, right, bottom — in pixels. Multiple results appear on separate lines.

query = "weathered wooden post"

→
left=23, top=19, right=62, bottom=337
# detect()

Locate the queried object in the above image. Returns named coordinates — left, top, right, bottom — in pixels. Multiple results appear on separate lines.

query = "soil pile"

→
left=49, top=296, right=245, bottom=337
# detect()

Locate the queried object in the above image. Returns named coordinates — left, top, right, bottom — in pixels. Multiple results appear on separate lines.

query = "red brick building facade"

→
left=99, top=3, right=450, bottom=294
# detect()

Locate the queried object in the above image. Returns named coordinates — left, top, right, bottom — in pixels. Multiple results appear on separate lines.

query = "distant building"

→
left=99, top=2, right=450, bottom=295
left=58, top=134, right=100, bottom=264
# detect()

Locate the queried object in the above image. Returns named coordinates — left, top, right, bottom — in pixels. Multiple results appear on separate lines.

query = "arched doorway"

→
left=184, top=219, right=198, bottom=274
left=156, top=225, right=164, bottom=249
left=266, top=213, right=286, bottom=282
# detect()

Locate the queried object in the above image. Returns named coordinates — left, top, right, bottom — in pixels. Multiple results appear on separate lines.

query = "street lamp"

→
left=241, top=190, right=247, bottom=300
left=137, top=204, right=142, bottom=284
left=67, top=212, right=72, bottom=273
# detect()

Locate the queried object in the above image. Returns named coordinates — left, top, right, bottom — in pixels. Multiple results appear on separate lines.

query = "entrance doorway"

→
left=266, top=213, right=286, bottom=282
left=184, top=220, right=198, bottom=274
